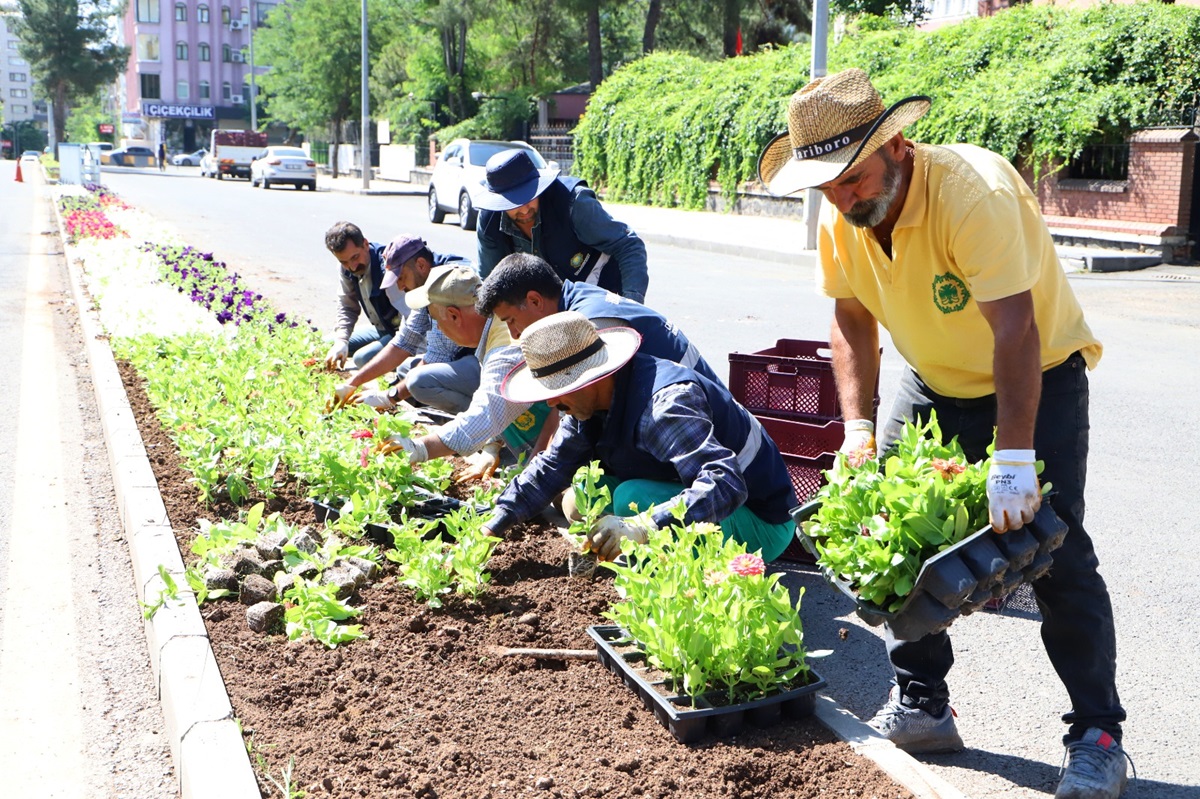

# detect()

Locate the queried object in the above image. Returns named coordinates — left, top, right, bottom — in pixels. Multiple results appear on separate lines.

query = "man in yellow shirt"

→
left=759, top=68, right=1127, bottom=799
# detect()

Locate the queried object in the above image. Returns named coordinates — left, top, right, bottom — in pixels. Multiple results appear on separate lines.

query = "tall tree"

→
left=643, top=0, right=663, bottom=53
left=12, top=0, right=128, bottom=146
left=255, top=0, right=396, bottom=176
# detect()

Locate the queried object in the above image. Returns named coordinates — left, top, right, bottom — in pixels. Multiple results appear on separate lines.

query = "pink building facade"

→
left=118, top=0, right=278, bottom=152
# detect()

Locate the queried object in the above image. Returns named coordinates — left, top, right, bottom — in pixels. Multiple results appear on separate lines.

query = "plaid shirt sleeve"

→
left=391, top=307, right=431, bottom=356
left=421, top=323, right=462, bottom=364
left=638, top=382, right=749, bottom=529
left=487, top=414, right=590, bottom=535
left=437, top=344, right=530, bottom=454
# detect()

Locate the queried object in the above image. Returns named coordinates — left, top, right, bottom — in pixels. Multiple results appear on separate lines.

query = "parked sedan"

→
left=20, top=150, right=41, bottom=163
left=108, top=146, right=156, bottom=167
left=249, top=146, right=317, bottom=190
left=428, top=139, right=555, bottom=231
left=172, top=148, right=207, bottom=167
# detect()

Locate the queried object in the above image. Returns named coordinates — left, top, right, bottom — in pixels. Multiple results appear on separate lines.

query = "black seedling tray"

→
left=587, top=625, right=826, bottom=745
left=792, top=500, right=1067, bottom=641
left=311, top=488, right=488, bottom=547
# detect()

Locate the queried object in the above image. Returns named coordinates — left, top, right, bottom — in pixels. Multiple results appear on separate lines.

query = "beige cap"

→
left=405, top=264, right=481, bottom=309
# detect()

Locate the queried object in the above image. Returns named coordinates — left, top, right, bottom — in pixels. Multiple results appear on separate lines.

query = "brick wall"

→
left=1022, top=128, right=1198, bottom=240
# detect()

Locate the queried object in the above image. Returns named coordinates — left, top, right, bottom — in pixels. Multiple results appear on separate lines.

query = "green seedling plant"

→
left=803, top=412, right=1047, bottom=612
left=441, top=507, right=499, bottom=600
left=603, top=506, right=810, bottom=704
left=283, top=576, right=364, bottom=647
left=141, top=564, right=186, bottom=620
left=567, top=460, right=612, bottom=551
left=394, top=534, right=455, bottom=607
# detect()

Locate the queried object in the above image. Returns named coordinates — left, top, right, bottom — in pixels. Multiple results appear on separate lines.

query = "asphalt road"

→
left=99, top=165, right=1200, bottom=799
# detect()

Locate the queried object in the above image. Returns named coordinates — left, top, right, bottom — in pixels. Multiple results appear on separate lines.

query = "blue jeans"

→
left=405, top=356, right=482, bottom=414
left=347, top=330, right=393, bottom=368
left=878, top=353, right=1124, bottom=744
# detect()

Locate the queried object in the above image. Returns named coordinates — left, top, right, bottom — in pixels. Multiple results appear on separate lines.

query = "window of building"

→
left=175, top=3, right=187, bottom=21
left=177, top=79, right=189, bottom=99
left=11, top=104, right=27, bottom=113
left=198, top=4, right=210, bottom=21
left=198, top=42, right=210, bottom=61
left=136, top=33, right=161, bottom=62
left=222, top=81, right=232, bottom=100
left=7, top=41, right=19, bottom=50
left=9, top=72, right=26, bottom=81
left=141, top=73, right=161, bottom=100
left=221, top=5, right=231, bottom=23
left=222, top=44, right=231, bottom=62
left=1067, top=143, right=1130, bottom=182
left=8, top=56, right=25, bottom=65
left=10, top=88, right=28, bottom=98
left=176, top=41, right=188, bottom=60
left=136, top=0, right=160, bottom=23
left=199, top=80, right=210, bottom=99
left=255, top=2, right=272, bottom=26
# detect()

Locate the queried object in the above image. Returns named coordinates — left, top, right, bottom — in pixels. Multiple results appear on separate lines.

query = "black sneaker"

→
left=867, top=686, right=964, bottom=754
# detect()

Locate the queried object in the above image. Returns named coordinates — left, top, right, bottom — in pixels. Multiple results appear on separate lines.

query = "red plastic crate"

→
left=758, top=416, right=842, bottom=505
left=729, top=340, right=840, bottom=423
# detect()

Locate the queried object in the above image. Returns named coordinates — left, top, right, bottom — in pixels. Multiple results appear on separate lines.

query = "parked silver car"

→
left=172, top=148, right=207, bottom=167
left=427, top=139, right=554, bottom=231
left=249, top=146, right=317, bottom=191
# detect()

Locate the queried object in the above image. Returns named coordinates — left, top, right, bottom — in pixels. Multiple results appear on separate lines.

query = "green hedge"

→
left=574, top=4, right=1200, bottom=208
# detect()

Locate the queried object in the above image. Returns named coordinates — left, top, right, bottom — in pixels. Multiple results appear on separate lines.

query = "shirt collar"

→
left=498, top=210, right=541, bottom=239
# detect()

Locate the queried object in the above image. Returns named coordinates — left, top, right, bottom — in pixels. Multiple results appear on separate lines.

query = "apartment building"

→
left=1, top=11, right=46, bottom=129
left=119, top=0, right=278, bottom=152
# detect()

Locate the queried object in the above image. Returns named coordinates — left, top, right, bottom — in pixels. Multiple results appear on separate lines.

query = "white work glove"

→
left=457, top=440, right=502, bottom=483
left=590, top=513, right=654, bottom=562
left=357, top=389, right=396, bottom=412
left=376, top=435, right=429, bottom=464
left=840, top=419, right=876, bottom=455
left=326, top=382, right=359, bottom=412
left=987, top=449, right=1041, bottom=533
left=324, top=340, right=350, bottom=369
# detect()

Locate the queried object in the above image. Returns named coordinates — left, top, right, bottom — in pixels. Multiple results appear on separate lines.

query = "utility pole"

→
left=804, top=0, right=830, bottom=250
left=247, top=10, right=257, bottom=130
left=360, top=0, right=370, bottom=190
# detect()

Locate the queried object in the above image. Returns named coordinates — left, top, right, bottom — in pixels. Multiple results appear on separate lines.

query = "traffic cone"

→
left=15, top=159, right=23, bottom=182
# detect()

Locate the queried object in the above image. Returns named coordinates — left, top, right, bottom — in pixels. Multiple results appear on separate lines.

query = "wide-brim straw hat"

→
left=757, top=68, right=930, bottom=196
left=501, top=311, right=642, bottom=404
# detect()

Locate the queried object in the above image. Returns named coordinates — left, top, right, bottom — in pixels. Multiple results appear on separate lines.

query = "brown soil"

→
left=118, top=361, right=913, bottom=799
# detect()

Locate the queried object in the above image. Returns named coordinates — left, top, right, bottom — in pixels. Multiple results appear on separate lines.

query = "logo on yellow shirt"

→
left=513, top=410, right=536, bottom=431
left=932, top=273, right=970, bottom=314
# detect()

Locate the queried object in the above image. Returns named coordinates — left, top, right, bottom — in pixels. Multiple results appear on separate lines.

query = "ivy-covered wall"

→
left=574, top=4, right=1200, bottom=209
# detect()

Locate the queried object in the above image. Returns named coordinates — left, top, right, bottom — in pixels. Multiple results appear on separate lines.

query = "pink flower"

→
left=729, top=553, right=766, bottom=577
left=846, top=446, right=876, bottom=468
left=703, top=569, right=728, bottom=587
left=350, top=429, right=374, bottom=439
left=360, top=446, right=370, bottom=468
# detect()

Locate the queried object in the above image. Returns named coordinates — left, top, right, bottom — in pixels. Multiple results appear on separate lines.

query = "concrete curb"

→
left=53, top=188, right=261, bottom=799
left=813, top=695, right=970, bottom=799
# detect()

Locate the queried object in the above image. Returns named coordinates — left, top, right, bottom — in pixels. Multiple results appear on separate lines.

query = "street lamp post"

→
left=360, top=0, right=369, bottom=190
left=804, top=0, right=830, bottom=250
left=248, top=10, right=257, bottom=130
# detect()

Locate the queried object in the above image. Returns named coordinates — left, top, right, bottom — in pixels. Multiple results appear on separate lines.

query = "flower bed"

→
left=62, top=184, right=914, bottom=798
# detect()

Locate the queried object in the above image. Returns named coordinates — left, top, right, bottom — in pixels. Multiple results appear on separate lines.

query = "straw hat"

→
left=757, top=68, right=930, bottom=196
left=471, top=149, right=561, bottom=212
left=501, top=311, right=642, bottom=403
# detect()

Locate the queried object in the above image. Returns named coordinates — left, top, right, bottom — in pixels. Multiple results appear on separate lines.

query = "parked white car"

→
left=249, top=146, right=317, bottom=191
left=172, top=148, right=207, bottom=167
left=428, top=139, right=554, bottom=231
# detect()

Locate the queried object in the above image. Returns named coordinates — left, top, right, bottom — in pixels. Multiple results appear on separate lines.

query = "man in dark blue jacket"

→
left=482, top=312, right=796, bottom=563
left=472, top=149, right=649, bottom=303
left=323, top=221, right=406, bottom=368
left=475, top=252, right=722, bottom=385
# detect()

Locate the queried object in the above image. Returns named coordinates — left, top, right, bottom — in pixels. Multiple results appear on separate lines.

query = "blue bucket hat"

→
left=472, top=149, right=561, bottom=212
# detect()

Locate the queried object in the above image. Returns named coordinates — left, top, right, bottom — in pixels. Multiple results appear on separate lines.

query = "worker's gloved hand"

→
left=590, top=513, right=654, bottom=562
left=324, top=340, right=350, bottom=369
left=840, top=419, right=876, bottom=456
left=987, top=449, right=1041, bottom=533
left=357, top=389, right=396, bottom=412
left=327, top=382, right=359, bottom=412
left=377, top=435, right=428, bottom=464
left=457, top=440, right=502, bottom=483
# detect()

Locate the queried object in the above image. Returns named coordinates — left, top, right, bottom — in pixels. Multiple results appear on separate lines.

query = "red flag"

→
left=736, top=27, right=743, bottom=55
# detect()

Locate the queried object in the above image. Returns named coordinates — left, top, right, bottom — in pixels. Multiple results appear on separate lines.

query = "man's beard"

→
left=844, top=151, right=902, bottom=228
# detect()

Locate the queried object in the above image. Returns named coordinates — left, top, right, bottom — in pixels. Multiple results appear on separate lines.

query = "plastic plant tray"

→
left=791, top=500, right=1068, bottom=641
left=587, top=625, right=827, bottom=744
left=311, top=488, right=488, bottom=547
